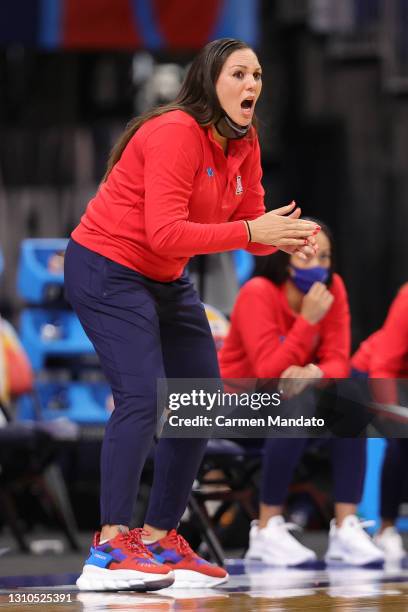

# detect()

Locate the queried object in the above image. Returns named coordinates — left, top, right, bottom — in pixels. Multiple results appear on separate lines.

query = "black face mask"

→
left=215, top=112, right=251, bottom=140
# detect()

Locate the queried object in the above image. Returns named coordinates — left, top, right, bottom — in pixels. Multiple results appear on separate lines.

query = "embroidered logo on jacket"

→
left=236, top=175, right=243, bottom=195
left=206, top=167, right=215, bottom=177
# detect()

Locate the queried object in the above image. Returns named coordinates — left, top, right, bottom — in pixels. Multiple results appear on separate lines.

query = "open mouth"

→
left=241, top=99, right=254, bottom=110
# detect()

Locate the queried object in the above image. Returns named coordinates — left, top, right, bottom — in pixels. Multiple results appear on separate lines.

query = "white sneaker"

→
left=374, top=527, right=406, bottom=562
left=325, top=515, right=385, bottom=566
left=245, top=516, right=317, bottom=566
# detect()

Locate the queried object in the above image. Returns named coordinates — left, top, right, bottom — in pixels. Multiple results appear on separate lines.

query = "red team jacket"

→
left=351, top=284, right=408, bottom=404
left=367, top=284, right=408, bottom=379
left=351, top=284, right=408, bottom=378
left=351, top=330, right=383, bottom=373
left=72, top=110, right=275, bottom=282
left=219, top=274, right=350, bottom=380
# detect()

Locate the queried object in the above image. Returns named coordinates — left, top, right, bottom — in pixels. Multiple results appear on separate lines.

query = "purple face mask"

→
left=289, top=265, right=329, bottom=294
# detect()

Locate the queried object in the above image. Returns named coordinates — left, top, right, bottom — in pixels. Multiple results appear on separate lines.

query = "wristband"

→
left=244, top=220, right=252, bottom=242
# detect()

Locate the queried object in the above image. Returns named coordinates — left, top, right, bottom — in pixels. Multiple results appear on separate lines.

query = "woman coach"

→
left=64, top=37, right=319, bottom=591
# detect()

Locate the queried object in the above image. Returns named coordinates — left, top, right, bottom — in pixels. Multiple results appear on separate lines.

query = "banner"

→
left=0, top=0, right=259, bottom=50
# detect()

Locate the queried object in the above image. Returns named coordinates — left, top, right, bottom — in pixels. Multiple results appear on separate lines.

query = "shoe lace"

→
left=355, top=519, right=376, bottom=531
left=280, top=522, right=302, bottom=533
left=348, top=519, right=378, bottom=546
left=120, top=528, right=153, bottom=558
left=167, top=530, right=195, bottom=558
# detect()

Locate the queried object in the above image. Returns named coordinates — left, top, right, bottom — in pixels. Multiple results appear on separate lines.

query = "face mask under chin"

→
left=215, top=113, right=251, bottom=140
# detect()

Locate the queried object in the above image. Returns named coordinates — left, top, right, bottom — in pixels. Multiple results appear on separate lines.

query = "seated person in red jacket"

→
left=0, top=315, right=34, bottom=408
left=352, top=283, right=408, bottom=562
left=219, top=220, right=384, bottom=566
left=351, top=330, right=382, bottom=377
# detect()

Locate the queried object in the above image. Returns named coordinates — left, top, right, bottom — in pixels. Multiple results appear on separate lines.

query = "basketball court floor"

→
left=2, top=560, right=408, bottom=611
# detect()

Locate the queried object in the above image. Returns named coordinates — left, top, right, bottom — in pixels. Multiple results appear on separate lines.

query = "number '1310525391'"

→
left=9, top=593, right=72, bottom=603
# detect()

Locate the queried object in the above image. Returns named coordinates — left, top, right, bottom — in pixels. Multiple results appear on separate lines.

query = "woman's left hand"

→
left=278, top=364, right=323, bottom=399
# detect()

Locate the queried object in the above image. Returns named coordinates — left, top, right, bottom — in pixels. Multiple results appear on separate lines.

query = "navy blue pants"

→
left=261, top=437, right=367, bottom=506
left=64, top=239, right=219, bottom=528
left=380, top=439, right=408, bottom=520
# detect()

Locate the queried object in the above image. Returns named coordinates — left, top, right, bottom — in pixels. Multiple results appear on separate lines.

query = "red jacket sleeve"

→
left=143, top=123, right=248, bottom=257
left=370, top=284, right=408, bottom=379
left=230, top=137, right=276, bottom=256
left=351, top=330, right=382, bottom=372
left=233, top=280, right=319, bottom=378
left=369, top=284, right=408, bottom=402
left=315, top=274, right=351, bottom=378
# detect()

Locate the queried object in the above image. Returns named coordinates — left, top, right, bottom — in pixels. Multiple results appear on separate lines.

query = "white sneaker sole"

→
left=169, top=569, right=229, bottom=588
left=325, top=552, right=384, bottom=567
left=76, top=565, right=175, bottom=591
left=245, top=548, right=316, bottom=567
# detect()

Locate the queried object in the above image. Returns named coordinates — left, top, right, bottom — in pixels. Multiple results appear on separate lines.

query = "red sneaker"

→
left=146, top=530, right=228, bottom=588
left=76, top=529, right=174, bottom=591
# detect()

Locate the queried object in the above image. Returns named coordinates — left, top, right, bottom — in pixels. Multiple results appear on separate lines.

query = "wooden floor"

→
left=1, top=563, right=408, bottom=611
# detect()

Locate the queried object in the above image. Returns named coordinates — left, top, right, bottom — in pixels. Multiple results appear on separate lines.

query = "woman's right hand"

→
left=279, top=364, right=323, bottom=398
left=301, top=282, right=334, bottom=325
left=247, top=202, right=319, bottom=247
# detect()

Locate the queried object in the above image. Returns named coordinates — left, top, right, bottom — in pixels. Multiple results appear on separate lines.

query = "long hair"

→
left=254, top=218, right=336, bottom=287
left=103, top=38, right=256, bottom=181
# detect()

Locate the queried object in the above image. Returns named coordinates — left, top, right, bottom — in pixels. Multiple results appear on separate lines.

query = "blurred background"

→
left=0, top=0, right=407, bottom=569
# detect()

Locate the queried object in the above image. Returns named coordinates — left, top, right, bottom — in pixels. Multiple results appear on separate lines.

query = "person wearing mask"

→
left=352, top=283, right=408, bottom=561
left=219, top=221, right=384, bottom=566
left=64, top=38, right=319, bottom=591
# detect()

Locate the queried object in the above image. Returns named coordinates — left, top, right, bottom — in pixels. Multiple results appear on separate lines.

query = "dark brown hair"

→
left=103, top=38, right=257, bottom=180
left=254, top=218, right=336, bottom=287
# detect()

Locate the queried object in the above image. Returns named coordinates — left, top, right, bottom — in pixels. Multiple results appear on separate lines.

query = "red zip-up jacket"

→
left=351, top=330, right=383, bottom=373
left=218, top=274, right=350, bottom=379
left=351, top=284, right=408, bottom=378
left=351, top=284, right=408, bottom=404
left=72, top=110, right=275, bottom=282
left=369, top=284, right=408, bottom=379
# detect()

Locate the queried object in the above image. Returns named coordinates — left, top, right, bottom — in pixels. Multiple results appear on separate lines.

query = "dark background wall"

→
left=256, top=1, right=408, bottom=346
